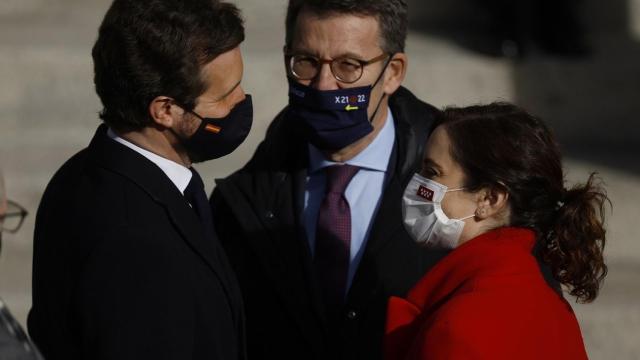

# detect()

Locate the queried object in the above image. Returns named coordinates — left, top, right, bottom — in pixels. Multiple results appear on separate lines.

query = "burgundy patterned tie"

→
left=314, top=164, right=360, bottom=317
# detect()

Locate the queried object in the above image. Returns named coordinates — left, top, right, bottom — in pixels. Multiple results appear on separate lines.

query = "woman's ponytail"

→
left=542, top=173, right=610, bottom=303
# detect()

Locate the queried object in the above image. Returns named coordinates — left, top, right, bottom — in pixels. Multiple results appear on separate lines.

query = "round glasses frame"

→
left=286, top=53, right=390, bottom=84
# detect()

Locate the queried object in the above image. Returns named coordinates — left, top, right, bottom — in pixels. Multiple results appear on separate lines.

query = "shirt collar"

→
left=107, top=128, right=192, bottom=194
left=308, top=109, right=396, bottom=173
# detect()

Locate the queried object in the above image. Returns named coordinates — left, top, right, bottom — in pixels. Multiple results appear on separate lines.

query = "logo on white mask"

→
left=402, top=173, right=475, bottom=249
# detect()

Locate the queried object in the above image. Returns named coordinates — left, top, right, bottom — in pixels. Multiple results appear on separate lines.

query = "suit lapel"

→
left=87, top=125, right=230, bottom=294
left=346, top=107, right=419, bottom=301
left=290, top=166, right=330, bottom=331
left=353, top=87, right=437, bottom=267
left=218, top=137, right=330, bottom=340
left=261, top=152, right=329, bottom=334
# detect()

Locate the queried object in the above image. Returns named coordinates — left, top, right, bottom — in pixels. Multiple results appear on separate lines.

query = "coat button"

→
left=265, top=211, right=275, bottom=219
left=346, top=310, right=357, bottom=320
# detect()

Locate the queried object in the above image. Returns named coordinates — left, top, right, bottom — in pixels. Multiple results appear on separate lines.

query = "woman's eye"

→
left=422, top=167, right=438, bottom=178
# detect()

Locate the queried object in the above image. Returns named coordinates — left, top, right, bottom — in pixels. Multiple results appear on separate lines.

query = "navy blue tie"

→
left=184, top=168, right=216, bottom=243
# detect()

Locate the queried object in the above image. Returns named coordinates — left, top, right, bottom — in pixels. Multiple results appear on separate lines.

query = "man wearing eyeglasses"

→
left=210, top=1, right=443, bottom=359
left=0, top=172, right=43, bottom=360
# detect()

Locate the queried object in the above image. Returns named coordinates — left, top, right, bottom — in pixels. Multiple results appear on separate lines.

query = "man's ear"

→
left=149, top=96, right=180, bottom=129
left=474, top=186, right=510, bottom=221
left=382, top=53, right=407, bottom=95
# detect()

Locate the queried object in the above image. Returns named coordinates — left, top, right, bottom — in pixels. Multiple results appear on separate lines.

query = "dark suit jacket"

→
left=28, top=125, right=245, bottom=360
left=210, top=87, right=445, bottom=360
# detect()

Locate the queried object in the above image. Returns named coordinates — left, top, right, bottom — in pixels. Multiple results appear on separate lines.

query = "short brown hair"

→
left=285, top=0, right=408, bottom=54
left=93, top=0, right=245, bottom=132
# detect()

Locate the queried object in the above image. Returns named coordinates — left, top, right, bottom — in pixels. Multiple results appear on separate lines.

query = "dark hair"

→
left=285, top=0, right=408, bottom=54
left=440, top=103, right=609, bottom=303
left=92, top=0, right=245, bottom=132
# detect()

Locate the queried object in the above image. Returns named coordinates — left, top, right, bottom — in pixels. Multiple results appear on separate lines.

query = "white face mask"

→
left=402, top=173, right=475, bottom=249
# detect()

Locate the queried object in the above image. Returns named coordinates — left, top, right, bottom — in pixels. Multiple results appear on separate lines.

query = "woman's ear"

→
left=474, top=186, right=510, bottom=222
left=382, top=53, right=407, bottom=96
left=149, top=96, right=180, bottom=129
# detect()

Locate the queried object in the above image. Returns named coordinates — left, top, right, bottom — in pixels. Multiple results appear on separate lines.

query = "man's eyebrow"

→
left=336, top=51, right=369, bottom=61
left=288, top=48, right=368, bottom=61
left=214, top=79, right=242, bottom=102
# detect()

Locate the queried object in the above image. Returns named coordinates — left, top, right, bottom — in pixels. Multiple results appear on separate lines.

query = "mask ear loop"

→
left=443, top=187, right=476, bottom=221
left=368, top=53, right=395, bottom=123
left=165, top=100, right=208, bottom=144
left=458, top=214, right=475, bottom=221
left=446, top=187, right=466, bottom=193
left=467, top=181, right=510, bottom=221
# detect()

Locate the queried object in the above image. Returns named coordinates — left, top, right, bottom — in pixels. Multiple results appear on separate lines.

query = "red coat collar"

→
left=385, top=227, right=538, bottom=360
left=406, top=227, right=537, bottom=312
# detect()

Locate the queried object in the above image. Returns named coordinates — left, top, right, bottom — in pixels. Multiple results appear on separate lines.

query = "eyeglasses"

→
left=0, top=200, right=28, bottom=233
left=286, top=53, right=390, bottom=84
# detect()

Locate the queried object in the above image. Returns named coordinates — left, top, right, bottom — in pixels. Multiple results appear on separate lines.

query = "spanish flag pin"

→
left=205, top=124, right=222, bottom=134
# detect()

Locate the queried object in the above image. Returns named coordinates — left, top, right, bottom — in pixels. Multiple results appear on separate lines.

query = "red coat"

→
left=385, top=227, right=589, bottom=360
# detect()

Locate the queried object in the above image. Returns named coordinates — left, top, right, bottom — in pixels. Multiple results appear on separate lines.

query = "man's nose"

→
left=311, top=63, right=339, bottom=91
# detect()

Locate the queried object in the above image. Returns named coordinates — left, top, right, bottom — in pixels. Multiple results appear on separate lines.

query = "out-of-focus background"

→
left=0, top=0, right=638, bottom=358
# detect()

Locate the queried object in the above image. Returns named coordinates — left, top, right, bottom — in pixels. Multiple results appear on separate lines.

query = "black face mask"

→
left=181, top=95, right=253, bottom=163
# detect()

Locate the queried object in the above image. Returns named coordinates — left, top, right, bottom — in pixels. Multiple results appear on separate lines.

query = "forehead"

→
left=199, top=47, right=243, bottom=100
left=424, top=126, right=456, bottom=169
left=291, top=9, right=382, bottom=57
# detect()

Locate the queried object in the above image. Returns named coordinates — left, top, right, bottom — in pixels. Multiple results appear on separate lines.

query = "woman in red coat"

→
left=385, top=103, right=608, bottom=359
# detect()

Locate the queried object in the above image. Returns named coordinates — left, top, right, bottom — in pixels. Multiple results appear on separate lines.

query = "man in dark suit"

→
left=210, top=1, right=444, bottom=359
left=28, top=1, right=251, bottom=359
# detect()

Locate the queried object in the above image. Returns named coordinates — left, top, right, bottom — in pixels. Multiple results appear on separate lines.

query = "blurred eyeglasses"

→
left=0, top=200, right=28, bottom=233
left=286, top=53, right=389, bottom=84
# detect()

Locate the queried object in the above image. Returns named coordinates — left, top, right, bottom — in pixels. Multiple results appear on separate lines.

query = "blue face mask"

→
left=287, top=63, right=389, bottom=151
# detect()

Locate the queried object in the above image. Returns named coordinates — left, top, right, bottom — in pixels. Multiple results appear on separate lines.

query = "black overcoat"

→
left=28, top=125, right=245, bottom=360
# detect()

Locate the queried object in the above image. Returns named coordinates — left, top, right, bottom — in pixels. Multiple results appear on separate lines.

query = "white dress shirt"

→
left=107, top=128, right=192, bottom=194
